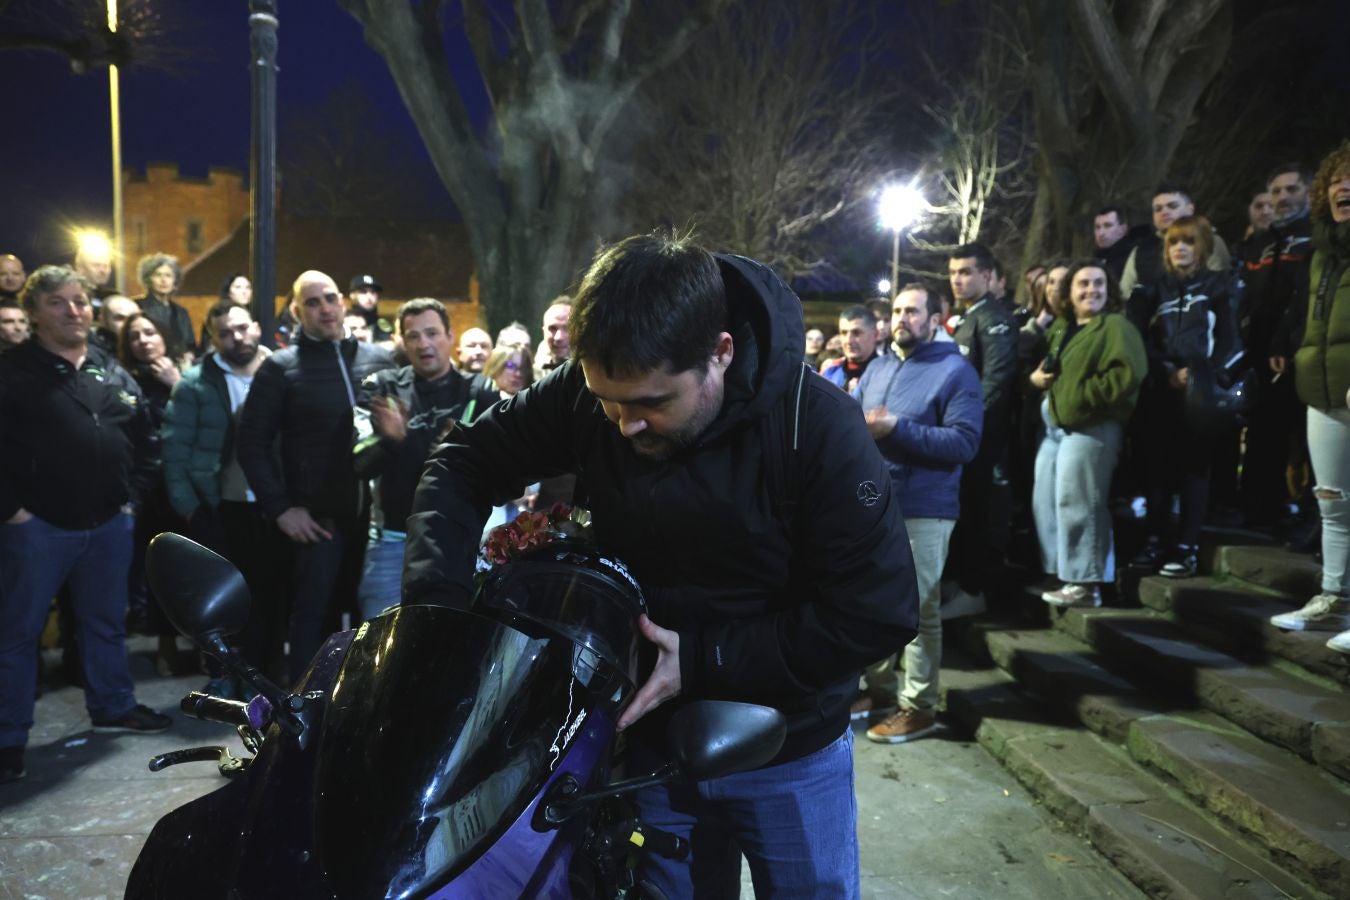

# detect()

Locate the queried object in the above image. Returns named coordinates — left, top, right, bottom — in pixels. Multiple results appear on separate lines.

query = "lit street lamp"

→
left=107, top=0, right=124, bottom=293
left=878, top=184, right=925, bottom=300
left=876, top=278, right=892, bottom=297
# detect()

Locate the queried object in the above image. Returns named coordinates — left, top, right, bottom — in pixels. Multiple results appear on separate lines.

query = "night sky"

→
left=0, top=1, right=467, bottom=269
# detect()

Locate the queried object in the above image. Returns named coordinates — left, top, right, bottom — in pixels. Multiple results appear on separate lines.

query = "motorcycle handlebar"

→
left=181, top=691, right=271, bottom=731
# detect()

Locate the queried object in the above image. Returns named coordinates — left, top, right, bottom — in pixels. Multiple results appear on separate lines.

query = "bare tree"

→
left=903, top=11, right=1036, bottom=277
left=1017, top=0, right=1237, bottom=264
left=622, top=1, right=894, bottom=280
left=0, top=0, right=184, bottom=72
left=337, top=0, right=727, bottom=331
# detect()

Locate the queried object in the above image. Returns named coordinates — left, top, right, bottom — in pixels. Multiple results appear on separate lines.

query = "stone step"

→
left=1061, top=609, right=1350, bottom=782
left=1127, top=711, right=1350, bottom=898
left=1136, top=575, right=1350, bottom=686
left=981, top=628, right=1169, bottom=743
left=1214, top=544, right=1323, bottom=599
left=941, top=665, right=1320, bottom=899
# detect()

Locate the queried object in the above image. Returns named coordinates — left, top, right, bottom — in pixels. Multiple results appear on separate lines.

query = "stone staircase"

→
left=941, top=540, right=1350, bottom=899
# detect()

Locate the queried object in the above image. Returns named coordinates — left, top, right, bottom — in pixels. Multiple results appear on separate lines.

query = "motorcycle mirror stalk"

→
left=145, top=532, right=313, bottom=744
left=540, top=700, right=787, bottom=826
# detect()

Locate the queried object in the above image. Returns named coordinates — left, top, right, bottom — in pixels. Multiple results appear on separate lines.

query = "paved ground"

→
left=0, top=640, right=1143, bottom=899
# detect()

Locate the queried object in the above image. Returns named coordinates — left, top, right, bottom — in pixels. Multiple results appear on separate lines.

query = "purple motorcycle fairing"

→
left=126, top=543, right=646, bottom=900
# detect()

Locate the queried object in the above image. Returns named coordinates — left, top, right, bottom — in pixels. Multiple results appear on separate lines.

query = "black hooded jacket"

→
left=403, top=253, right=919, bottom=764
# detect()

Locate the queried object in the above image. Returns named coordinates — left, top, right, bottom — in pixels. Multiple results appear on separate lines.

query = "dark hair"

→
left=1163, top=216, right=1215, bottom=276
left=839, top=304, right=876, bottom=327
left=18, top=265, right=93, bottom=313
left=865, top=298, right=890, bottom=320
left=571, top=232, right=726, bottom=377
left=1312, top=140, right=1350, bottom=223
left=1057, top=259, right=1123, bottom=319
left=990, top=257, right=1005, bottom=280
left=1266, top=161, right=1313, bottom=189
left=895, top=282, right=943, bottom=318
left=948, top=242, right=995, bottom=273
left=219, top=272, right=249, bottom=302
left=1152, top=183, right=1192, bottom=204
left=118, top=310, right=186, bottom=369
left=397, top=297, right=450, bottom=333
left=1095, top=205, right=1128, bottom=225
left=206, top=298, right=253, bottom=340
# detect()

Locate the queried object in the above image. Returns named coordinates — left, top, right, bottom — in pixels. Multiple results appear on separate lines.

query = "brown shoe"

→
left=866, top=708, right=937, bottom=744
left=849, top=694, right=897, bottom=722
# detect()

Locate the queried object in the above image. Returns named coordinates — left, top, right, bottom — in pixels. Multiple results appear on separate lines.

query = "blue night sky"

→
left=0, top=1, right=470, bottom=268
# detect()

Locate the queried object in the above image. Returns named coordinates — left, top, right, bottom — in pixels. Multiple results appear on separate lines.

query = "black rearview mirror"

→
left=146, top=532, right=250, bottom=648
left=668, top=701, right=786, bottom=780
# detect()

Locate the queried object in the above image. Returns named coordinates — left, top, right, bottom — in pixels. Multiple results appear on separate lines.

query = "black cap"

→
left=349, top=274, right=382, bottom=292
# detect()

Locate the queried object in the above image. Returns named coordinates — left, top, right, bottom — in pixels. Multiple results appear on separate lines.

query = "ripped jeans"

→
left=1308, top=406, right=1350, bottom=596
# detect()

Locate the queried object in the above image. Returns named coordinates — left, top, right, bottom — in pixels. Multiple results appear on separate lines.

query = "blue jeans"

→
left=1033, top=398, right=1121, bottom=584
left=633, top=729, right=860, bottom=898
left=357, top=529, right=405, bottom=620
left=0, top=513, right=138, bottom=747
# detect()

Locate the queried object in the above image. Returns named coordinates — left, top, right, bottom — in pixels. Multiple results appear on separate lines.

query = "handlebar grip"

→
left=631, top=824, right=689, bottom=861
left=181, top=691, right=252, bottom=728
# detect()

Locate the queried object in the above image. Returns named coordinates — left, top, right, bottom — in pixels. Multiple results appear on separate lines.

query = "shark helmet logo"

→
left=857, top=481, right=882, bottom=507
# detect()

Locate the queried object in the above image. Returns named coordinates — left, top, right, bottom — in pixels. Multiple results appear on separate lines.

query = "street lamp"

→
left=876, top=278, right=892, bottom=297
left=107, top=0, right=124, bottom=293
left=878, top=184, right=925, bottom=300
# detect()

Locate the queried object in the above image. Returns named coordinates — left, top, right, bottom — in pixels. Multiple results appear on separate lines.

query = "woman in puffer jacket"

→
left=1271, top=141, right=1350, bottom=652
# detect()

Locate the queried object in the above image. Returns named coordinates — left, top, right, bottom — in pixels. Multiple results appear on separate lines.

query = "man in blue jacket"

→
left=853, top=282, right=984, bottom=744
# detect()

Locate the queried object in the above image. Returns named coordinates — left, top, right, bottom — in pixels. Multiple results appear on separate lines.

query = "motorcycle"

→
left=125, top=532, right=786, bottom=898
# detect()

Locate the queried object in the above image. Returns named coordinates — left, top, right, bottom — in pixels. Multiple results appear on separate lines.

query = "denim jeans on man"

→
left=1308, top=407, right=1350, bottom=595
left=862, top=517, right=955, bottom=711
left=358, top=528, right=405, bottom=620
left=632, top=728, right=860, bottom=898
left=1033, top=398, right=1120, bottom=583
left=0, top=512, right=137, bottom=748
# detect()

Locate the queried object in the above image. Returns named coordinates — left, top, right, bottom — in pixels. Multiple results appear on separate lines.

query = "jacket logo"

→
left=987, top=323, right=1011, bottom=335
left=857, top=481, right=882, bottom=507
left=117, top=390, right=138, bottom=408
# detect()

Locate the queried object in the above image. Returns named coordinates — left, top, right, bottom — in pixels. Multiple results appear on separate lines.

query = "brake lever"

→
left=148, top=745, right=250, bottom=779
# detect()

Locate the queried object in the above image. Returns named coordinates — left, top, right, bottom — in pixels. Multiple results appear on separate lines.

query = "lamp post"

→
left=107, top=0, right=124, bottom=293
left=249, top=0, right=279, bottom=347
left=877, top=184, right=925, bottom=300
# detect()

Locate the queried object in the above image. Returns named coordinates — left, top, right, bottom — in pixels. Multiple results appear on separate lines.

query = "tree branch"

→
left=1065, top=0, right=1150, bottom=137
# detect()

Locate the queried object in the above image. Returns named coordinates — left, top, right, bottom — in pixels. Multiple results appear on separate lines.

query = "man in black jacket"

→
left=237, top=270, right=394, bottom=682
left=945, top=243, right=1017, bottom=609
left=403, top=234, right=918, bottom=896
left=353, top=298, right=497, bottom=617
left=0, top=266, right=170, bottom=784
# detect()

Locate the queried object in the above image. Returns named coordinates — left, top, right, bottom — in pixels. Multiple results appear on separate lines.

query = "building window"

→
left=186, top=219, right=203, bottom=254
left=133, top=218, right=147, bottom=255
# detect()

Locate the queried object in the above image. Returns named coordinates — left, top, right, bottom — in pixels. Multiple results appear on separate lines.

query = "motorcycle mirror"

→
left=146, top=532, right=250, bottom=647
left=668, top=701, right=786, bottom=780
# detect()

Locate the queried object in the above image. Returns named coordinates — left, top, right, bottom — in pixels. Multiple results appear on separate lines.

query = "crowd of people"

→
left=0, top=142, right=1347, bottom=800
left=0, top=250, right=575, bottom=784
left=812, top=142, right=1350, bottom=745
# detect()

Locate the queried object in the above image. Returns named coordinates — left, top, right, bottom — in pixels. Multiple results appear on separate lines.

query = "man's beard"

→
left=628, top=385, right=721, bottom=462
left=223, top=342, right=259, bottom=366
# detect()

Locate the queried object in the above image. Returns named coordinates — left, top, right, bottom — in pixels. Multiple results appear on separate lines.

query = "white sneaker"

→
left=1327, top=630, right=1350, bottom=654
left=941, top=584, right=987, bottom=620
left=1041, top=583, right=1102, bottom=608
left=1270, top=593, right=1350, bottom=632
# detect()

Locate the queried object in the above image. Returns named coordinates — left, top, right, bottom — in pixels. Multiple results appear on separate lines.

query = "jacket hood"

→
left=703, top=254, right=805, bottom=441
left=894, top=337, right=963, bottom=363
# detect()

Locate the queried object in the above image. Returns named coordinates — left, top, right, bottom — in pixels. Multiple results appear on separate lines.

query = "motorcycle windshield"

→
left=313, top=604, right=625, bottom=899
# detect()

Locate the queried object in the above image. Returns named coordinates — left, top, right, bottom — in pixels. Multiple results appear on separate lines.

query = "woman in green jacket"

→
left=1030, top=261, right=1148, bottom=608
left=1271, top=141, right=1350, bottom=652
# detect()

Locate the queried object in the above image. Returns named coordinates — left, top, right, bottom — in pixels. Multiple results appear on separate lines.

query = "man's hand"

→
left=1270, top=355, right=1287, bottom=375
left=617, top=614, right=681, bottom=731
left=1029, top=367, right=1056, bottom=390
left=1168, top=367, right=1190, bottom=389
left=864, top=405, right=897, bottom=439
left=277, top=507, right=333, bottom=544
left=371, top=396, right=409, bottom=442
left=5, top=508, right=33, bottom=525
